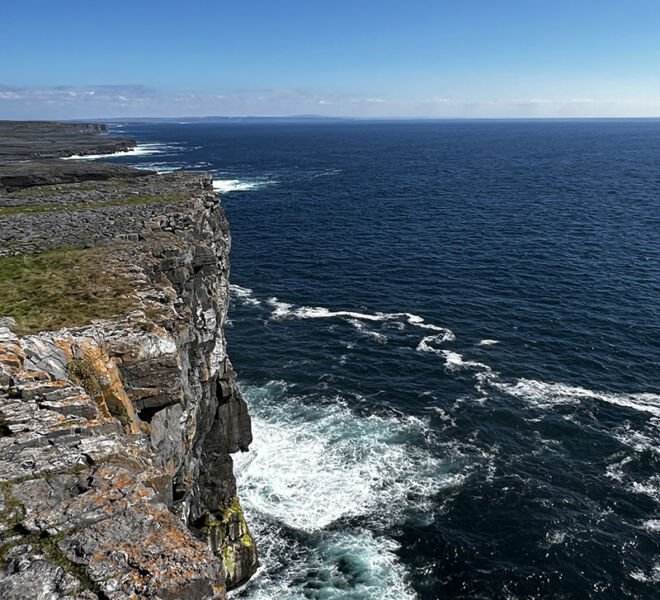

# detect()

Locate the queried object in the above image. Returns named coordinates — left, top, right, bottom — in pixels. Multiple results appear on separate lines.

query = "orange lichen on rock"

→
left=0, top=169, right=251, bottom=599
left=0, top=343, right=25, bottom=372
left=57, top=337, right=140, bottom=434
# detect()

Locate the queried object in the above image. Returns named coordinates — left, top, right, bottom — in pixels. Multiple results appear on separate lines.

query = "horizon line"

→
left=56, top=115, right=660, bottom=122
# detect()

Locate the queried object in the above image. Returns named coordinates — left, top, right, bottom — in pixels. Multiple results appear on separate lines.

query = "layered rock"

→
left=0, top=128, right=258, bottom=598
left=0, top=121, right=135, bottom=162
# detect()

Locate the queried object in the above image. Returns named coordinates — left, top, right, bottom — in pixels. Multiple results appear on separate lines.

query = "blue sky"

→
left=2, top=0, right=660, bottom=118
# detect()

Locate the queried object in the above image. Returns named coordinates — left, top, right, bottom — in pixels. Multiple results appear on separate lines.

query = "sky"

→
left=2, top=0, right=660, bottom=119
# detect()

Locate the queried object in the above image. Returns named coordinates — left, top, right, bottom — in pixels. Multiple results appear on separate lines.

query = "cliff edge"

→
left=0, top=123, right=258, bottom=599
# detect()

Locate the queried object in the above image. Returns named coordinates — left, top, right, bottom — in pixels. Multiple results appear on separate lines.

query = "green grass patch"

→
left=0, top=246, right=140, bottom=334
left=0, top=193, right=189, bottom=217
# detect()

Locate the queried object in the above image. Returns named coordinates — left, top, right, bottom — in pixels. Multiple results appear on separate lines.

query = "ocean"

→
left=102, top=120, right=659, bottom=599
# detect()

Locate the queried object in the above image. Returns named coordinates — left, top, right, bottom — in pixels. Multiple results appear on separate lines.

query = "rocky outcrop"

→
left=0, top=121, right=146, bottom=193
left=0, top=160, right=152, bottom=194
left=0, top=121, right=135, bottom=163
left=0, top=127, right=258, bottom=598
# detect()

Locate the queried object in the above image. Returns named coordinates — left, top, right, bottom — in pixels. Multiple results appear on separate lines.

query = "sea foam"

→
left=62, top=142, right=168, bottom=160
left=265, top=297, right=455, bottom=342
left=213, top=179, right=272, bottom=193
left=230, top=284, right=261, bottom=307
left=231, top=381, right=464, bottom=599
left=491, top=379, right=660, bottom=417
left=236, top=382, right=455, bottom=531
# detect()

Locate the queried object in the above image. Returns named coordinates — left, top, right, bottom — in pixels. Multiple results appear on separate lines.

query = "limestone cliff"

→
left=0, top=125, right=258, bottom=599
left=0, top=121, right=135, bottom=162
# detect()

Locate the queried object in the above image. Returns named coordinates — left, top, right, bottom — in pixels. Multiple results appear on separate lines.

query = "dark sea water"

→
left=106, top=120, right=658, bottom=599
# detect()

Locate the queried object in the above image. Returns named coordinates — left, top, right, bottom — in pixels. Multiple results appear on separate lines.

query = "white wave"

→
left=269, top=303, right=384, bottom=322
left=346, top=319, right=388, bottom=343
left=630, top=561, right=660, bottom=584
left=127, top=159, right=213, bottom=174
left=441, top=350, right=492, bottom=372
left=130, top=164, right=179, bottom=174
left=612, top=421, right=660, bottom=456
left=642, top=519, right=660, bottom=532
left=232, top=381, right=462, bottom=599
left=62, top=142, right=167, bottom=160
left=230, top=284, right=261, bottom=307
left=545, top=530, right=567, bottom=546
left=236, top=389, right=456, bottom=531
left=605, top=455, right=633, bottom=483
left=263, top=294, right=659, bottom=425
left=632, top=476, right=660, bottom=501
left=401, top=313, right=454, bottom=336
left=266, top=297, right=294, bottom=319
left=416, top=332, right=456, bottom=355
left=491, top=379, right=660, bottom=417
left=415, top=332, right=495, bottom=375
left=212, top=179, right=271, bottom=193
left=365, top=330, right=388, bottom=343
left=230, top=526, right=416, bottom=600
left=266, top=299, right=454, bottom=340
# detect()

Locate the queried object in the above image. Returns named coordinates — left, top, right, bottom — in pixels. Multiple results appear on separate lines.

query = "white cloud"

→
left=0, top=84, right=659, bottom=119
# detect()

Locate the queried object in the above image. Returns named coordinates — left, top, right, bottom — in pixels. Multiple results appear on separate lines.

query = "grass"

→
left=0, top=193, right=189, bottom=217
left=0, top=246, right=140, bottom=334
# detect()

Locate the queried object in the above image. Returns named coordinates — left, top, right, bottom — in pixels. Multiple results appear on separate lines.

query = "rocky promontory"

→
left=0, top=121, right=135, bottom=162
left=0, top=122, right=258, bottom=599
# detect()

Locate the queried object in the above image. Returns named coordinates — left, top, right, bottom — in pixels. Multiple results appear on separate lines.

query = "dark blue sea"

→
left=104, top=120, right=659, bottom=599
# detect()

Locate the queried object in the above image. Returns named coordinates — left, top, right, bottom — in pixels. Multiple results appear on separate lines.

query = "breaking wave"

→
left=62, top=142, right=170, bottom=160
left=265, top=297, right=455, bottom=340
left=231, top=381, right=465, bottom=599
left=416, top=332, right=456, bottom=354
left=230, top=284, right=262, bottom=307
left=490, top=378, right=660, bottom=417
left=213, top=179, right=273, bottom=193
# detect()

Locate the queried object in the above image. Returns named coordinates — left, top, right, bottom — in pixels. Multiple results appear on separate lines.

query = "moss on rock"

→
left=203, top=495, right=258, bottom=590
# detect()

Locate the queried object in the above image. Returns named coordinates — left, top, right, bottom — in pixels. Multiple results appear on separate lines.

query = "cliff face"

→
left=0, top=136, right=258, bottom=598
left=0, top=121, right=135, bottom=162
left=0, top=121, right=143, bottom=193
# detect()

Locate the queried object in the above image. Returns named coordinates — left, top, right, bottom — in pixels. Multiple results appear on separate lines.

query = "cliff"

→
left=0, top=121, right=136, bottom=162
left=0, top=121, right=144, bottom=192
left=0, top=124, right=258, bottom=598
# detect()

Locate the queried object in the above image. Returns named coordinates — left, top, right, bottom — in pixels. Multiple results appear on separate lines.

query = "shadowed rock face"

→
left=0, top=125, right=258, bottom=598
left=0, top=160, right=152, bottom=193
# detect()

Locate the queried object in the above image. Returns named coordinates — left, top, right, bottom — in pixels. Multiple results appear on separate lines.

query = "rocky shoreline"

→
left=0, top=122, right=258, bottom=599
